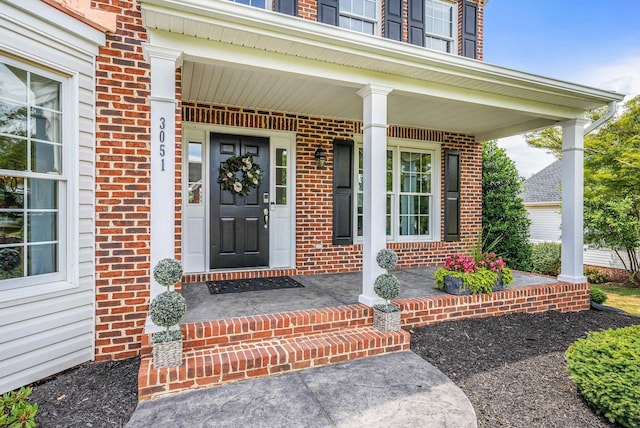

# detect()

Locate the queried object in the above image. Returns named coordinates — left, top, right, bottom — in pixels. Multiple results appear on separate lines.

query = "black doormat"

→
left=206, top=276, right=304, bottom=295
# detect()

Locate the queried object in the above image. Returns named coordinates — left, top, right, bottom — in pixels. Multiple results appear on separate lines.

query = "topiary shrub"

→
left=566, top=325, right=640, bottom=427
left=589, top=287, right=607, bottom=304
left=373, top=249, right=400, bottom=313
left=149, top=291, right=187, bottom=330
left=153, top=258, right=183, bottom=288
left=531, top=242, right=561, bottom=276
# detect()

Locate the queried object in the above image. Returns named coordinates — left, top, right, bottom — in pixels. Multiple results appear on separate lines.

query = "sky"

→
left=483, top=0, right=640, bottom=178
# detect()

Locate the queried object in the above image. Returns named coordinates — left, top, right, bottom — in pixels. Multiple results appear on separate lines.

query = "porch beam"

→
left=143, top=44, right=183, bottom=304
left=358, top=84, right=393, bottom=306
left=558, top=118, right=589, bottom=284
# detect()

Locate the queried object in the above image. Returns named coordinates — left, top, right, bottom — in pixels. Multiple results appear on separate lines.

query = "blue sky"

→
left=482, top=0, right=640, bottom=177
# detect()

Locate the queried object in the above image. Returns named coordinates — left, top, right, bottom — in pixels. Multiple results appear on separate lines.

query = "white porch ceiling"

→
left=143, top=0, right=624, bottom=140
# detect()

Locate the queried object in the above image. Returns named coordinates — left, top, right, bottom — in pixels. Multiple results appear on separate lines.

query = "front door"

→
left=210, top=133, right=270, bottom=269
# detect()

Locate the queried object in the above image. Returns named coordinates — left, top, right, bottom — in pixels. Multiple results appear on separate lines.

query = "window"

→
left=339, top=0, right=379, bottom=35
left=275, top=148, right=288, bottom=205
left=230, top=0, right=270, bottom=8
left=356, top=141, right=440, bottom=241
left=0, top=60, right=66, bottom=286
left=425, top=0, right=456, bottom=53
left=187, top=142, right=202, bottom=204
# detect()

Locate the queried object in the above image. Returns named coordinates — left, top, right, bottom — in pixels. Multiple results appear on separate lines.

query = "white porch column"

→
left=558, top=119, right=589, bottom=284
left=143, top=44, right=183, bottom=302
left=357, top=84, right=393, bottom=306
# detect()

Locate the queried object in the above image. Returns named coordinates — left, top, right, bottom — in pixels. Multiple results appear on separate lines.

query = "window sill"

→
left=0, top=279, right=78, bottom=304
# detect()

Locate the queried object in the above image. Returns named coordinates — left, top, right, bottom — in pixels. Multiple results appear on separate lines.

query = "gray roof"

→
left=522, top=160, right=561, bottom=203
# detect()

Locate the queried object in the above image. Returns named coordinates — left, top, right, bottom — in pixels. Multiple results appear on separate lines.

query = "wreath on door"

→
left=218, top=153, right=263, bottom=196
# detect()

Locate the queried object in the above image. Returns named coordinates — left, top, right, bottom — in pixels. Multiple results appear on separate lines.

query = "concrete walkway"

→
left=126, top=351, right=477, bottom=428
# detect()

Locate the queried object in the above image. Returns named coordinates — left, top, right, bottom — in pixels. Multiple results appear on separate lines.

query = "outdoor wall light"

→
left=314, top=144, right=327, bottom=169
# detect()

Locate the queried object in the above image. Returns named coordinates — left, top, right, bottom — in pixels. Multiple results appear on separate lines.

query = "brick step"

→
left=141, top=304, right=373, bottom=356
left=138, top=326, right=410, bottom=400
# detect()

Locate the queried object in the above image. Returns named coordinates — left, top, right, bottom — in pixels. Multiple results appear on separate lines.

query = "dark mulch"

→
left=206, top=276, right=304, bottom=294
left=29, top=357, right=139, bottom=428
left=26, top=310, right=639, bottom=427
left=410, top=310, right=640, bottom=428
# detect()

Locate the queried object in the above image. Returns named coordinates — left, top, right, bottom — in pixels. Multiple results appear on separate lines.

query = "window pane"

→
left=419, top=215, right=429, bottom=235
left=0, top=212, right=23, bottom=243
left=0, top=136, right=27, bottom=171
left=276, top=187, right=286, bottom=205
left=419, top=196, right=430, bottom=214
left=27, top=243, right=57, bottom=276
left=0, top=101, right=28, bottom=137
left=0, top=247, right=23, bottom=279
left=0, top=64, right=28, bottom=103
left=276, top=148, right=287, bottom=167
left=31, top=141, right=61, bottom=174
left=28, top=179, right=57, bottom=209
left=28, top=212, right=57, bottom=242
left=0, top=176, right=25, bottom=209
left=31, top=73, right=60, bottom=111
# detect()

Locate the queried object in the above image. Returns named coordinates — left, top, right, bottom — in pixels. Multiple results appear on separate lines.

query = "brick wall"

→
left=182, top=102, right=481, bottom=278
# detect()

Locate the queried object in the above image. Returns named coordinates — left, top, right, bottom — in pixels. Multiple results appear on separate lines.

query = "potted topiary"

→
left=372, top=249, right=401, bottom=332
left=149, top=258, right=186, bottom=369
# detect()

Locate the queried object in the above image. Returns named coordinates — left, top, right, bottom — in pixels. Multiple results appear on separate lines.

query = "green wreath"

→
left=218, top=154, right=263, bottom=196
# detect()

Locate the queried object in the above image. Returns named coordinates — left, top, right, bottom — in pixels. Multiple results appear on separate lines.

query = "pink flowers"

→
left=444, top=253, right=478, bottom=273
left=444, top=252, right=506, bottom=274
left=476, top=252, right=506, bottom=273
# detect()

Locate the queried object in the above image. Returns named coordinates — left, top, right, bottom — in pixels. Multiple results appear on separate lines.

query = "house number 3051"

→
left=159, top=117, right=166, bottom=171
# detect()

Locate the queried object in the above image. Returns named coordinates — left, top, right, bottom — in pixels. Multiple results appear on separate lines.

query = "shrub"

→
left=374, top=249, right=399, bottom=312
left=531, top=242, right=561, bottom=275
left=566, top=325, right=640, bottom=427
left=590, top=287, right=608, bottom=304
left=376, top=249, right=398, bottom=271
left=585, top=268, right=610, bottom=284
left=153, top=258, right=183, bottom=288
left=151, top=330, right=183, bottom=344
left=434, top=268, right=497, bottom=294
left=149, top=291, right=187, bottom=331
left=0, top=386, right=37, bottom=428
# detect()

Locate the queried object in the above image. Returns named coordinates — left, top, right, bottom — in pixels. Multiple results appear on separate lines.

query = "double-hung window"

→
left=356, top=141, right=440, bottom=241
left=425, top=0, right=456, bottom=53
left=339, top=0, right=379, bottom=35
left=0, top=60, right=66, bottom=288
left=230, top=0, right=270, bottom=8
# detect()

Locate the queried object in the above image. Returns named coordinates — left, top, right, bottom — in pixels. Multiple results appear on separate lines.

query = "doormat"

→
left=206, top=276, right=304, bottom=295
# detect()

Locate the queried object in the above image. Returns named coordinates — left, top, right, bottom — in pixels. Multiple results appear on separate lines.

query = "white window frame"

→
left=0, top=55, right=75, bottom=296
left=425, top=0, right=457, bottom=54
left=354, top=137, right=441, bottom=243
left=339, top=0, right=382, bottom=36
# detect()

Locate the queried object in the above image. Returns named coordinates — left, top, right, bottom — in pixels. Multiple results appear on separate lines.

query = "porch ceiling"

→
left=142, top=0, right=624, bottom=140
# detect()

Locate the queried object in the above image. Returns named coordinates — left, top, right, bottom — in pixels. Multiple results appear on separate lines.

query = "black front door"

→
left=210, top=133, right=270, bottom=269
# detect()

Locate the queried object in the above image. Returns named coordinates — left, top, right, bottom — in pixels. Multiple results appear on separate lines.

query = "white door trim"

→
left=182, top=122, right=297, bottom=272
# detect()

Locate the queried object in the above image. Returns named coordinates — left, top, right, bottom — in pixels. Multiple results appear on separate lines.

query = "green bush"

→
left=585, top=268, right=610, bottom=284
left=434, top=268, right=497, bottom=294
left=153, top=258, right=183, bottom=288
left=531, top=242, right=561, bottom=276
left=149, top=291, right=186, bottom=331
left=590, top=287, right=608, bottom=304
left=566, top=325, right=640, bottom=427
left=0, top=386, right=37, bottom=428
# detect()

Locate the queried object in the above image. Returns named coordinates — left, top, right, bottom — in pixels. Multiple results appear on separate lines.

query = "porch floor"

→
left=182, top=267, right=559, bottom=323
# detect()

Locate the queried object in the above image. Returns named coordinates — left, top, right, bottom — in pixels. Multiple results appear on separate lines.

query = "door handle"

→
left=263, top=208, right=269, bottom=229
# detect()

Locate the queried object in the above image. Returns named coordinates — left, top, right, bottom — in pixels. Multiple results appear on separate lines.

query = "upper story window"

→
left=339, top=0, right=378, bottom=35
left=425, top=0, right=456, bottom=53
left=0, top=60, right=67, bottom=287
left=231, top=0, right=269, bottom=8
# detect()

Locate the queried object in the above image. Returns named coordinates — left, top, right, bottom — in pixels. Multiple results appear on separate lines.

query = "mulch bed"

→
left=206, top=276, right=304, bottom=294
left=26, top=310, right=639, bottom=427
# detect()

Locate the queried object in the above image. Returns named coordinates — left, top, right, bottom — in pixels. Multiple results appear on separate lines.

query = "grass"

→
left=592, top=284, right=640, bottom=316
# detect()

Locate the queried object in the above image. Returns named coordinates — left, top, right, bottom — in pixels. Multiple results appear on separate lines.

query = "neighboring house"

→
left=523, top=160, right=632, bottom=276
left=0, top=0, right=624, bottom=393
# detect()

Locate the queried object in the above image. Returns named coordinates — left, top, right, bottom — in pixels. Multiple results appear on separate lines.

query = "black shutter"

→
left=461, top=0, right=478, bottom=59
left=408, top=0, right=425, bottom=46
left=333, top=139, right=354, bottom=245
left=384, top=0, right=403, bottom=41
left=318, top=0, right=339, bottom=26
left=444, top=150, right=461, bottom=242
left=275, top=0, right=298, bottom=16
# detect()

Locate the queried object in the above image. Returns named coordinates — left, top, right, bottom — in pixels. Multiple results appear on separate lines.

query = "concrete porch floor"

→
left=182, top=267, right=559, bottom=323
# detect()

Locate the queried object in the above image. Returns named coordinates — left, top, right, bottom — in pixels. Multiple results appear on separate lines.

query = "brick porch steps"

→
left=138, top=326, right=409, bottom=400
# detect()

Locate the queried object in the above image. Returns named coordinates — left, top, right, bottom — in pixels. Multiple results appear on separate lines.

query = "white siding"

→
left=526, top=205, right=561, bottom=243
left=584, top=248, right=638, bottom=270
left=0, top=0, right=103, bottom=393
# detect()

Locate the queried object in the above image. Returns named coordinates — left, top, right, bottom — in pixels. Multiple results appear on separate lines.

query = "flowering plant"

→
left=435, top=251, right=513, bottom=294
left=218, top=154, right=263, bottom=196
left=443, top=253, right=478, bottom=273
left=476, top=252, right=507, bottom=273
